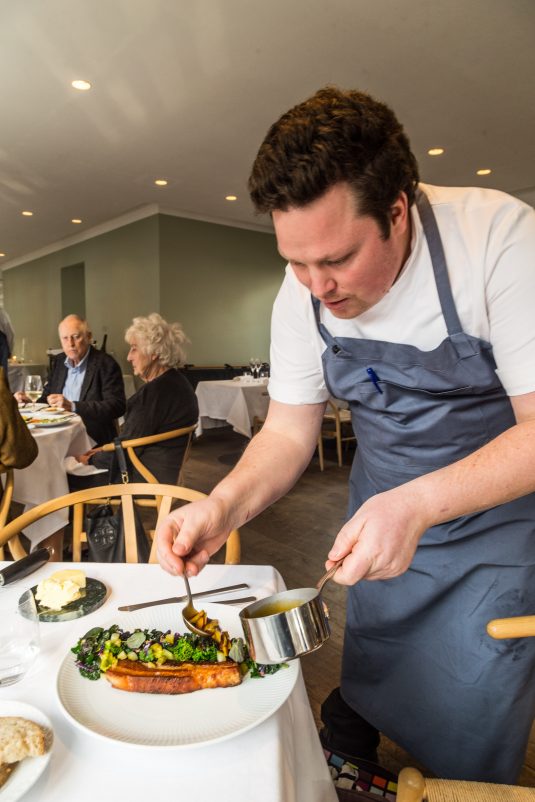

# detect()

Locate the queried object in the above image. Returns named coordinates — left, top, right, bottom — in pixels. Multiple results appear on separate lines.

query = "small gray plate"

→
left=24, top=578, right=108, bottom=622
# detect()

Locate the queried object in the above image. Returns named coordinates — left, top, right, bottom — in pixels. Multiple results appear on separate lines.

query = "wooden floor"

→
left=182, top=427, right=535, bottom=787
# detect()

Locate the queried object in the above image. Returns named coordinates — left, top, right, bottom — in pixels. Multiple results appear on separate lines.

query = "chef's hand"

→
left=156, top=496, right=233, bottom=577
left=326, top=485, right=431, bottom=585
left=47, top=393, right=72, bottom=411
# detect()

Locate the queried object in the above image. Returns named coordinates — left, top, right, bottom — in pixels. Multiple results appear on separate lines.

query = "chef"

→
left=156, top=86, right=535, bottom=783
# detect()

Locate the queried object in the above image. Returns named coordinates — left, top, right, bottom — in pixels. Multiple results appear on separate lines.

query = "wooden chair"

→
left=0, top=468, right=14, bottom=559
left=396, top=766, right=533, bottom=801
left=318, top=400, right=356, bottom=471
left=100, top=423, right=197, bottom=486
left=0, top=483, right=241, bottom=565
left=396, top=616, right=535, bottom=801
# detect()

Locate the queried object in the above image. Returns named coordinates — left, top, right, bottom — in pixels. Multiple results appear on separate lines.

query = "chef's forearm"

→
left=405, top=419, right=535, bottom=526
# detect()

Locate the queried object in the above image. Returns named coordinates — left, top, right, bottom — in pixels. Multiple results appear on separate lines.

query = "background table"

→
left=12, top=418, right=94, bottom=545
left=0, top=562, right=337, bottom=802
left=195, top=378, right=270, bottom=438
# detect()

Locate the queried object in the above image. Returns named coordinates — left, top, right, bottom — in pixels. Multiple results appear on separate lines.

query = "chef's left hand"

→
left=326, top=485, right=431, bottom=584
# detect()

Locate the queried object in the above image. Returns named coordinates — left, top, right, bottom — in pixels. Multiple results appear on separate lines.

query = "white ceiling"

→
left=1, top=0, right=535, bottom=269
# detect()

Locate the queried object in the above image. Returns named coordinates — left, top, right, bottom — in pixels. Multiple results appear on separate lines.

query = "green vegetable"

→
left=71, top=624, right=287, bottom=682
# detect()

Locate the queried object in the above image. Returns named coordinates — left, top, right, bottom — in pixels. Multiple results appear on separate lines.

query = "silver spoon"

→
left=181, top=573, right=211, bottom=637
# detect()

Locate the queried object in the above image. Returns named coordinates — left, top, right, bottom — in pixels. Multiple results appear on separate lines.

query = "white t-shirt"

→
left=269, top=183, right=535, bottom=404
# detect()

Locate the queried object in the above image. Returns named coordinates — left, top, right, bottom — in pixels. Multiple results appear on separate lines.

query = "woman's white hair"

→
left=125, top=313, right=190, bottom=368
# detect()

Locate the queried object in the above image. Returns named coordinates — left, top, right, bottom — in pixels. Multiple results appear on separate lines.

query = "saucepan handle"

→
left=316, top=559, right=343, bottom=594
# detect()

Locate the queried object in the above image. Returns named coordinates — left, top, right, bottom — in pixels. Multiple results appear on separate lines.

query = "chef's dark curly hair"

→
left=248, top=86, right=419, bottom=239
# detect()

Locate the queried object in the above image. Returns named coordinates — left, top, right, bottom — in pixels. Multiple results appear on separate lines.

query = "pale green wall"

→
left=3, top=212, right=283, bottom=371
left=158, top=214, right=283, bottom=365
left=3, top=217, right=159, bottom=369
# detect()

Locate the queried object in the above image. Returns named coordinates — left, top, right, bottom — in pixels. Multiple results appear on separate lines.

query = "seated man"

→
left=16, top=314, right=126, bottom=445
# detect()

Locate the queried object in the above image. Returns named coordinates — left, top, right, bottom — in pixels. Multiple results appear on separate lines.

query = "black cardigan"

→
left=91, top=368, right=198, bottom=484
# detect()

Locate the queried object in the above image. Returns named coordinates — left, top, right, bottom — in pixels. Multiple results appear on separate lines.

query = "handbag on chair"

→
left=84, top=439, right=150, bottom=563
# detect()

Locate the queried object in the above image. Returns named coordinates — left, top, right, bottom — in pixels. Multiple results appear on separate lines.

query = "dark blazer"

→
left=42, top=346, right=126, bottom=445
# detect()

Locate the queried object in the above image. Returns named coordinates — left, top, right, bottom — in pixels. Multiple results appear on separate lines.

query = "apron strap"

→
left=415, top=188, right=463, bottom=337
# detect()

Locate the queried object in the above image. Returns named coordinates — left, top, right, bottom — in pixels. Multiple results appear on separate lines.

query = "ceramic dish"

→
left=56, top=602, right=299, bottom=748
left=0, top=701, right=53, bottom=802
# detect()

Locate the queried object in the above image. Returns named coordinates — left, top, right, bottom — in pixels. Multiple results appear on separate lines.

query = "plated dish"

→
left=56, top=603, right=299, bottom=748
left=30, top=416, right=75, bottom=428
left=0, top=701, right=53, bottom=802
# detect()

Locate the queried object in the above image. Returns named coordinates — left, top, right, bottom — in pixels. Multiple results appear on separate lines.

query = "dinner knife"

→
left=118, top=582, right=250, bottom=611
left=0, top=547, right=51, bottom=587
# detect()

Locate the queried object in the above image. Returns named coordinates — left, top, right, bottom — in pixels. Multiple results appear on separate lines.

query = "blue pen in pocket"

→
left=366, top=367, right=383, bottom=394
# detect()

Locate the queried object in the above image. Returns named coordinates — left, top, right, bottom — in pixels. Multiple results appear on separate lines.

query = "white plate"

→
left=31, top=416, right=74, bottom=428
left=0, top=701, right=53, bottom=802
left=56, top=602, right=298, bottom=748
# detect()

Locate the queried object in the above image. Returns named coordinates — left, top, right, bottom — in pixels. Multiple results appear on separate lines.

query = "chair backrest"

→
left=0, top=468, right=14, bottom=559
left=397, top=766, right=533, bottom=801
left=0, top=483, right=241, bottom=565
left=101, top=423, right=197, bottom=486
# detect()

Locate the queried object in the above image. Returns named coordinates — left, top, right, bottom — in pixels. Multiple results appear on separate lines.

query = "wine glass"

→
left=24, top=374, right=43, bottom=411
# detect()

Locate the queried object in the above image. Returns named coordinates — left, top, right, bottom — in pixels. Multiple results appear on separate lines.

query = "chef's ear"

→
left=390, top=191, right=409, bottom=230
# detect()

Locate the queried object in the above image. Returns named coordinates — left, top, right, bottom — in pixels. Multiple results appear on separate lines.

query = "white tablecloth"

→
left=12, top=418, right=94, bottom=544
left=195, top=378, right=270, bottom=438
left=0, top=562, right=337, bottom=802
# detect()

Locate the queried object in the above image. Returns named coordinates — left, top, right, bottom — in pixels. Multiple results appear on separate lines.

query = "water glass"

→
left=0, top=590, right=40, bottom=686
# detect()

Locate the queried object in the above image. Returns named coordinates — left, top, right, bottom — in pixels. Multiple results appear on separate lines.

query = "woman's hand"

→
left=15, top=391, right=30, bottom=404
left=75, top=447, right=101, bottom=465
left=327, top=484, right=432, bottom=585
left=155, top=496, right=234, bottom=577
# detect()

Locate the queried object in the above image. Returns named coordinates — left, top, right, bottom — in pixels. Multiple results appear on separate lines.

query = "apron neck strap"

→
left=415, top=188, right=463, bottom=336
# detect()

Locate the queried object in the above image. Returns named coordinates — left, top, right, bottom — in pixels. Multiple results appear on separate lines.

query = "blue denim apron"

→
left=313, top=189, right=535, bottom=782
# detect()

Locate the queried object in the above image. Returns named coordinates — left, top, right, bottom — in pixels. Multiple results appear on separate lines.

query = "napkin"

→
left=64, top=456, right=107, bottom=476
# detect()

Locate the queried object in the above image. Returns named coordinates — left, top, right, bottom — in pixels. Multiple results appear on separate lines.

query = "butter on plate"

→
left=35, top=569, right=86, bottom=610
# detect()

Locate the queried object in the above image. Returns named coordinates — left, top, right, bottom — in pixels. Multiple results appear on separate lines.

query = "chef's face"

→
left=273, top=182, right=412, bottom=319
left=59, top=317, right=92, bottom=365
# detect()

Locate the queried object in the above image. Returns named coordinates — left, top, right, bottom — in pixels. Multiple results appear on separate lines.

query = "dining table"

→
left=11, top=414, right=96, bottom=546
left=195, top=377, right=271, bottom=439
left=0, top=561, right=338, bottom=802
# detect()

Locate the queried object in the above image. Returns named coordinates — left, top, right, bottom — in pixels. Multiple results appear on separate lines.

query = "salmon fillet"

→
left=104, top=659, right=242, bottom=694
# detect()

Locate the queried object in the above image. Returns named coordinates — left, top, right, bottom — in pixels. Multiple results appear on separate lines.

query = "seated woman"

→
left=72, top=313, right=198, bottom=487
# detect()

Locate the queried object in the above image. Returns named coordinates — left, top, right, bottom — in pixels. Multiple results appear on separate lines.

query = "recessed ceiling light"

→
left=0, top=253, right=5, bottom=258
left=428, top=148, right=445, bottom=156
left=225, top=195, right=238, bottom=201
left=154, top=179, right=168, bottom=186
left=476, top=168, right=492, bottom=176
left=22, top=210, right=33, bottom=216
left=71, top=218, right=82, bottom=224
left=72, top=79, right=91, bottom=91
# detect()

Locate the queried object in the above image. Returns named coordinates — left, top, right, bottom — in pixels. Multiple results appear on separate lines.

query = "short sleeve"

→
left=268, top=267, right=330, bottom=405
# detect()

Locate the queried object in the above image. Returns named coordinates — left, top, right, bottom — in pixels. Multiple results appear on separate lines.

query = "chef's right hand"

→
left=155, top=496, right=234, bottom=577
left=326, top=483, right=432, bottom=585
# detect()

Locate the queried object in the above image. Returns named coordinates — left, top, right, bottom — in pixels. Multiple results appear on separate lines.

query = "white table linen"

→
left=12, top=418, right=94, bottom=544
left=0, top=562, right=337, bottom=802
left=195, top=378, right=270, bottom=438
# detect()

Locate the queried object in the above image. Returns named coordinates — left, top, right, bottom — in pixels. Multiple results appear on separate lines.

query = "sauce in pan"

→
left=247, top=600, right=304, bottom=617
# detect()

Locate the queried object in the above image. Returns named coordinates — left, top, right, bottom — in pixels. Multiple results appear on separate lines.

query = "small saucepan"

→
left=239, top=561, right=341, bottom=664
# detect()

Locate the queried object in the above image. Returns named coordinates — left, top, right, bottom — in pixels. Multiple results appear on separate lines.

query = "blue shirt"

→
left=62, top=350, right=90, bottom=405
